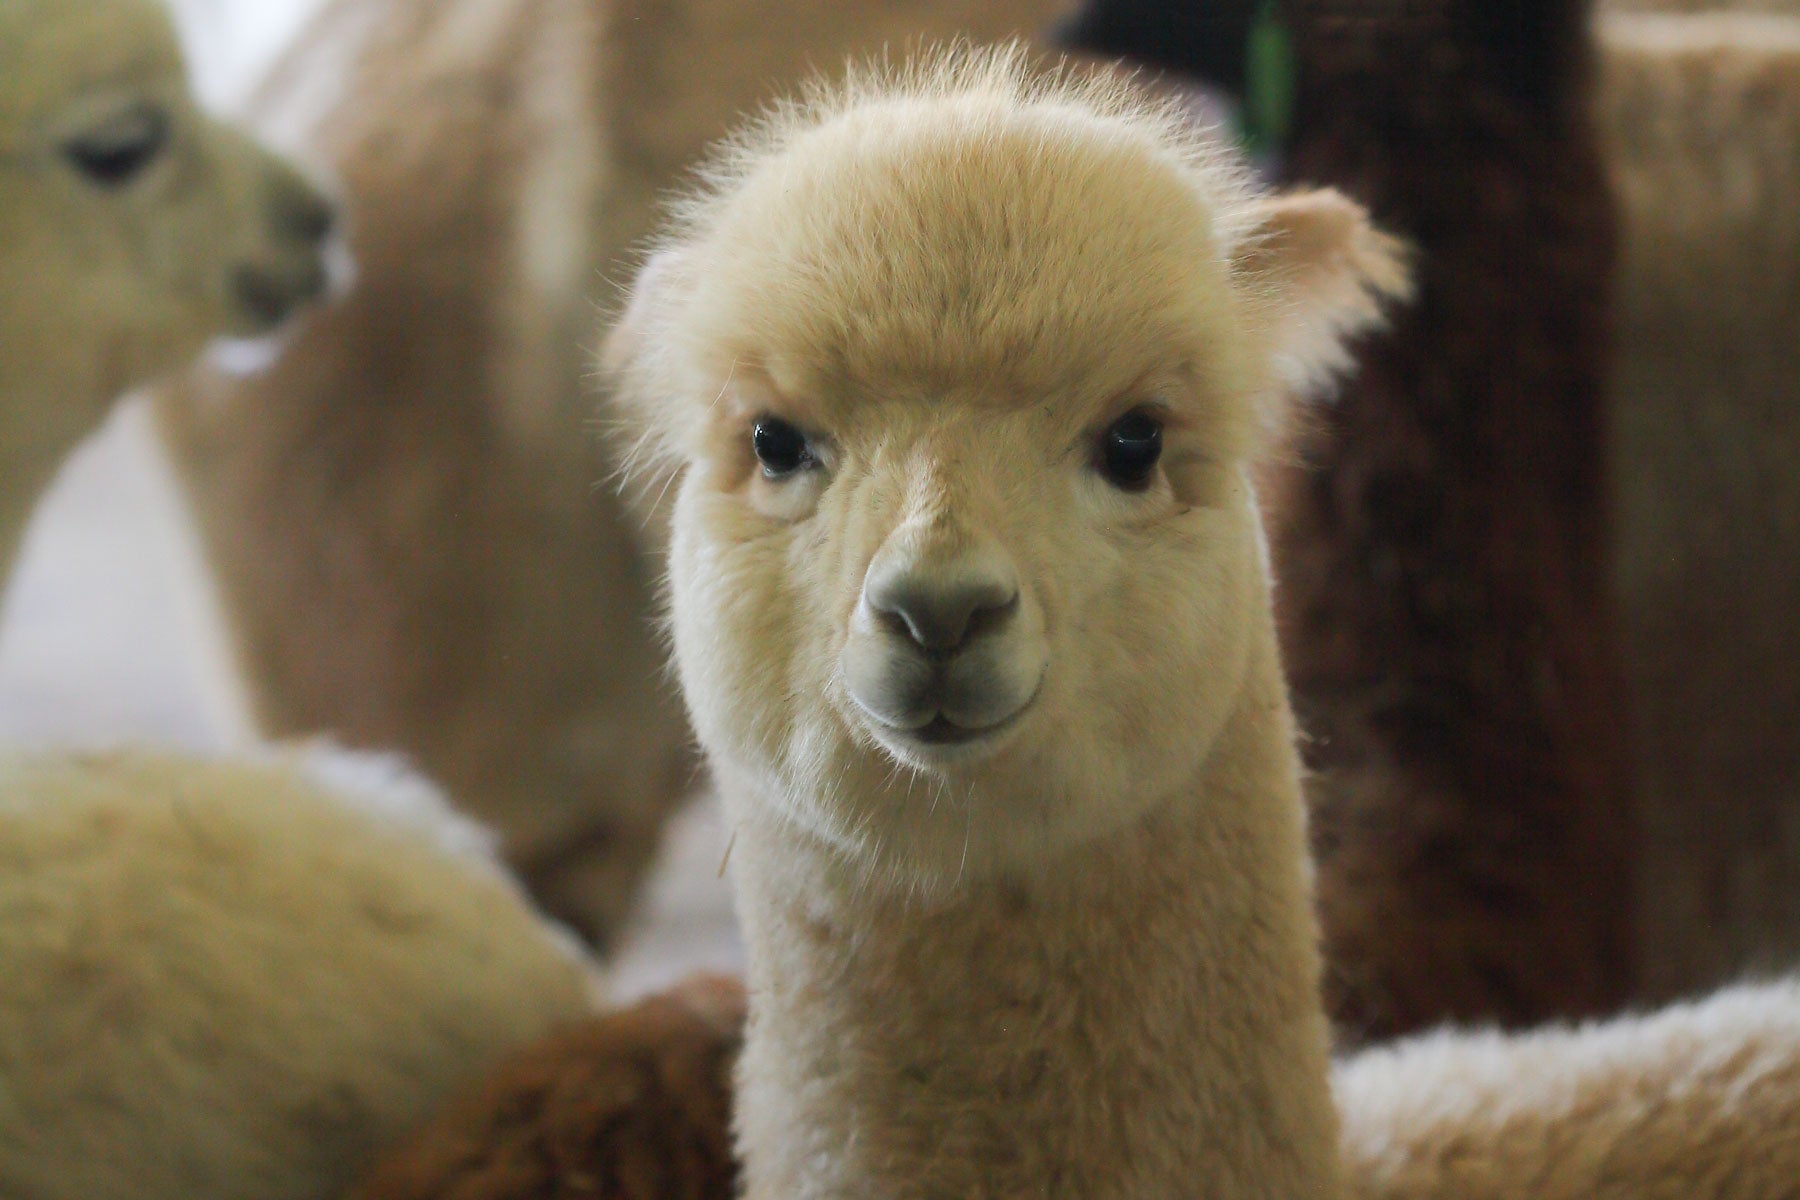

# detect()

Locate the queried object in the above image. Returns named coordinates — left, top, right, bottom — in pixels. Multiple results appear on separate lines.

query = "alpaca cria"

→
left=348, top=46, right=1800, bottom=1199
left=0, top=0, right=332, bottom=578
left=608, top=50, right=1408, bottom=1198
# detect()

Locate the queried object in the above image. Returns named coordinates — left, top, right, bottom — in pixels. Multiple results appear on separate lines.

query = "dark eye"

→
left=753, top=417, right=813, bottom=478
left=64, top=106, right=169, bottom=188
left=1097, top=409, right=1164, bottom=491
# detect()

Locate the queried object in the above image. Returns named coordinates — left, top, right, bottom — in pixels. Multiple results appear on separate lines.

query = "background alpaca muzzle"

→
left=220, top=128, right=338, bottom=334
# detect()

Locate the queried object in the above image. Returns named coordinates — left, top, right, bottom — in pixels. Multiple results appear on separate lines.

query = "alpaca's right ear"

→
left=602, top=249, right=687, bottom=542
left=1232, top=187, right=1412, bottom=399
left=602, top=249, right=680, bottom=381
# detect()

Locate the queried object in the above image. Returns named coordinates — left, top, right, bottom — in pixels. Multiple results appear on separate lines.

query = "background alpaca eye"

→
left=1098, top=409, right=1163, bottom=491
left=63, top=105, right=169, bottom=189
left=753, top=417, right=813, bottom=478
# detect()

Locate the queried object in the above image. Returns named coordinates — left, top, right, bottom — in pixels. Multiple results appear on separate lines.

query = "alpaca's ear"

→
left=602, top=249, right=687, bottom=544
left=602, top=249, right=680, bottom=380
left=1233, top=187, right=1412, bottom=398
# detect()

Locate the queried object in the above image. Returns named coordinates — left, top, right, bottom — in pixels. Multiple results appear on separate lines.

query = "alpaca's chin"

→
left=777, top=724, right=1184, bottom=890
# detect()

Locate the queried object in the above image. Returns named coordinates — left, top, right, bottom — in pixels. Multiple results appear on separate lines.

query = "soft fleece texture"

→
left=0, top=746, right=599, bottom=1200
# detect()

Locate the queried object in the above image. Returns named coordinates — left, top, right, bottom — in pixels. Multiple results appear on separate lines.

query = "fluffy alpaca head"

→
left=610, top=48, right=1406, bottom=889
left=0, top=0, right=335, bottom=407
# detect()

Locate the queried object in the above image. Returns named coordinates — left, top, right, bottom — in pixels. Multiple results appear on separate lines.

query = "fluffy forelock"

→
left=610, top=43, right=1269, bottom=487
left=668, top=43, right=1257, bottom=256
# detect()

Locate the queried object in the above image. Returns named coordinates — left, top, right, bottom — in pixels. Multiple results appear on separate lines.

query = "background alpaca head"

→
left=0, top=0, right=334, bottom=410
left=610, top=51, right=1406, bottom=889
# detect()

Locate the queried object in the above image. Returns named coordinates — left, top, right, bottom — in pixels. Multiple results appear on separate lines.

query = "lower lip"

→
left=911, top=716, right=999, bottom=745
left=880, top=696, right=1038, bottom=755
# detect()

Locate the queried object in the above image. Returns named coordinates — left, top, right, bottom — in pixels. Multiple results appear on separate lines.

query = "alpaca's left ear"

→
left=1232, top=187, right=1412, bottom=398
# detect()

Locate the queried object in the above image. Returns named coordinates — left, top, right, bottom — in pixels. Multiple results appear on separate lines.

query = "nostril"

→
left=291, top=259, right=329, bottom=304
left=232, top=259, right=327, bottom=329
left=273, top=179, right=336, bottom=246
left=293, top=192, right=336, bottom=244
left=964, top=590, right=1020, bottom=640
left=232, top=264, right=294, bottom=329
left=867, top=574, right=1019, bottom=655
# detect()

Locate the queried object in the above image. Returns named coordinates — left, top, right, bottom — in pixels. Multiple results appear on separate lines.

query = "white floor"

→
left=163, top=0, right=330, bottom=112
left=0, top=401, right=242, bottom=751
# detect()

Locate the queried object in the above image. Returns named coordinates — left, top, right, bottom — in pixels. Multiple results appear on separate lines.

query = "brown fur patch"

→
left=1257, top=0, right=1634, bottom=1042
left=348, top=977, right=746, bottom=1200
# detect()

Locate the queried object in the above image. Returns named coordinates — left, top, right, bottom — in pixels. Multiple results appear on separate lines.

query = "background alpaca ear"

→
left=1233, top=187, right=1412, bottom=399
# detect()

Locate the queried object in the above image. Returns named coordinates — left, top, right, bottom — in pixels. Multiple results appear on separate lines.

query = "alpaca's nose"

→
left=864, top=559, right=1019, bottom=655
left=269, top=167, right=336, bottom=247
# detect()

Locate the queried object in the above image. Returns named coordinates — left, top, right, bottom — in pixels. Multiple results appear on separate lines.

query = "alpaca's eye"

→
left=753, top=417, right=813, bottom=478
left=64, top=105, right=169, bottom=189
left=1098, top=409, right=1163, bottom=491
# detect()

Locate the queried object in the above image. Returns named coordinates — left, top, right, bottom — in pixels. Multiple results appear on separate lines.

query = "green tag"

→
left=1242, top=1, right=1296, bottom=159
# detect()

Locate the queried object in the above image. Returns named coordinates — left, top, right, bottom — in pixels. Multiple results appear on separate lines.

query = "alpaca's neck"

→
left=0, top=379, right=85, bottom=580
left=0, top=321, right=120, bottom=579
left=726, top=641, right=1342, bottom=1200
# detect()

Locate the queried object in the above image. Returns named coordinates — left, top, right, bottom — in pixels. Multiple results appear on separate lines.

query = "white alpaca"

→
left=0, top=5, right=600, bottom=1196
left=609, top=50, right=1404, bottom=1198
left=0, top=0, right=333, bottom=578
left=609, top=49, right=1800, bottom=1199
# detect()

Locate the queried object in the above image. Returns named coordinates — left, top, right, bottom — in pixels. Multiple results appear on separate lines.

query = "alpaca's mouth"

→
left=866, top=688, right=1040, bottom=766
left=912, top=715, right=1006, bottom=745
